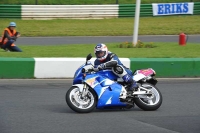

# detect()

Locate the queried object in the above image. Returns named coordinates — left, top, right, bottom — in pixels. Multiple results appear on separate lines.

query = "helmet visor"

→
left=95, top=51, right=106, bottom=58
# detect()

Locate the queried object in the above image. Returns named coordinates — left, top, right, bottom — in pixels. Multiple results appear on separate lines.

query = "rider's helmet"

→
left=94, top=43, right=108, bottom=61
left=9, top=22, right=16, bottom=27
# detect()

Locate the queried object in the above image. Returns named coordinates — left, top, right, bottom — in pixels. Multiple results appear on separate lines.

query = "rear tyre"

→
left=134, top=83, right=162, bottom=111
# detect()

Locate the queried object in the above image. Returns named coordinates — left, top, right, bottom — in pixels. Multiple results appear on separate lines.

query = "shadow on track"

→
left=42, top=103, right=145, bottom=114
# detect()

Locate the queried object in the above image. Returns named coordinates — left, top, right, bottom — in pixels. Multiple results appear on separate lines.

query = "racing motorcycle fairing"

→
left=136, top=68, right=156, bottom=76
left=73, top=62, right=119, bottom=85
left=83, top=74, right=127, bottom=109
left=133, top=68, right=157, bottom=85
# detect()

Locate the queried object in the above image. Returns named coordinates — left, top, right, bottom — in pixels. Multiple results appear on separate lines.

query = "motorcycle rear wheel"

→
left=66, top=86, right=97, bottom=113
left=134, top=83, right=162, bottom=111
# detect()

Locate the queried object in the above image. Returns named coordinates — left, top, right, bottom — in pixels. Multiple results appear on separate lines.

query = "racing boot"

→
left=122, top=74, right=138, bottom=96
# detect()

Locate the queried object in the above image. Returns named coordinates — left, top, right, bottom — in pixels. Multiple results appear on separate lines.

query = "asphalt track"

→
left=15, top=35, right=200, bottom=45
left=0, top=79, right=200, bottom=133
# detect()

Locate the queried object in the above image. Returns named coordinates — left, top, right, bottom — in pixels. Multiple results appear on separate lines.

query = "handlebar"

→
left=82, top=67, right=99, bottom=74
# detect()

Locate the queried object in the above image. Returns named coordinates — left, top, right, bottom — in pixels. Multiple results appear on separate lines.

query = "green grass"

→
left=1, top=16, right=200, bottom=36
left=0, top=11, right=199, bottom=58
left=1, top=42, right=199, bottom=58
left=0, top=0, right=199, bottom=5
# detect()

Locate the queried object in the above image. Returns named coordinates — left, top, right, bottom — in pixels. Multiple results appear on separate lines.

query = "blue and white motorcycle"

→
left=65, top=54, right=162, bottom=113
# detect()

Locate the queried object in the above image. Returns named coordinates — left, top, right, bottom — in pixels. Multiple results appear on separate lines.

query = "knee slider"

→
left=113, top=65, right=124, bottom=74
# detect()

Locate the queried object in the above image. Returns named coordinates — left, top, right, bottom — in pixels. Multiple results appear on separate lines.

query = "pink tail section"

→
left=138, top=69, right=155, bottom=76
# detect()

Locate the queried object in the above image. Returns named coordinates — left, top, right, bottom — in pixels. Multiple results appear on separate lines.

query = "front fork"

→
left=81, top=83, right=88, bottom=98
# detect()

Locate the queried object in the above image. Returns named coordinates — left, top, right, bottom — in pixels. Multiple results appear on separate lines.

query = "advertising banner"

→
left=152, top=3, right=194, bottom=16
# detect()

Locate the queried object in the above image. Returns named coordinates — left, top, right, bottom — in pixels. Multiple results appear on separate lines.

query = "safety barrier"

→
left=0, top=57, right=34, bottom=78
left=130, top=58, right=200, bottom=77
left=194, top=2, right=200, bottom=15
left=0, top=5, right=21, bottom=18
left=34, top=58, right=130, bottom=78
left=1, top=3, right=200, bottom=19
left=21, top=5, right=118, bottom=19
left=119, top=4, right=153, bottom=17
left=0, top=57, right=200, bottom=79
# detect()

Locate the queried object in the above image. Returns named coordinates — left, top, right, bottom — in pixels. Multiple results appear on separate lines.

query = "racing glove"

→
left=97, top=63, right=105, bottom=70
left=97, top=60, right=118, bottom=70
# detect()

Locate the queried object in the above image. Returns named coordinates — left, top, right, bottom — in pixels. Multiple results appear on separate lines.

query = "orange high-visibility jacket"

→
left=0, top=28, right=16, bottom=46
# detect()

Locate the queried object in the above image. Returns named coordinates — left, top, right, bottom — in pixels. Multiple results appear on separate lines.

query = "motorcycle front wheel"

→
left=65, top=86, right=97, bottom=113
left=134, top=83, right=162, bottom=111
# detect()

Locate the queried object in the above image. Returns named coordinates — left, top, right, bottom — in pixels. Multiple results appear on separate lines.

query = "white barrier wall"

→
left=22, top=5, right=119, bottom=19
left=34, top=58, right=130, bottom=78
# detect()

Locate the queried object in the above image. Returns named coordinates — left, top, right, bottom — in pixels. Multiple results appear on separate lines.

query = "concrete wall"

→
left=0, top=57, right=199, bottom=78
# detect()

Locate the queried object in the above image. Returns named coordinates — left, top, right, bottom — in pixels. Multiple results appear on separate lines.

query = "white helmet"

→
left=94, top=43, right=108, bottom=61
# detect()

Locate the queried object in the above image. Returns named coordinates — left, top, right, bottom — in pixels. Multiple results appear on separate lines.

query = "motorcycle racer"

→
left=94, top=43, right=138, bottom=95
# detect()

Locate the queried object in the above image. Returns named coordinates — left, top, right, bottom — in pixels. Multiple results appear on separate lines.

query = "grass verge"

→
left=0, top=42, right=199, bottom=58
left=0, top=16, right=200, bottom=36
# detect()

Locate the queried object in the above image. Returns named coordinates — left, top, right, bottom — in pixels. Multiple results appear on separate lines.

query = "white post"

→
left=133, top=0, right=141, bottom=47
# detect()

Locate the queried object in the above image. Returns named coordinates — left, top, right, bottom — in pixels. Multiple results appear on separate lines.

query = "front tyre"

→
left=134, top=83, right=162, bottom=111
left=66, top=86, right=97, bottom=113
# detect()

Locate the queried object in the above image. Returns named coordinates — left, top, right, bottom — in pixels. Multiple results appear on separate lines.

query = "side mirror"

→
left=86, top=53, right=92, bottom=61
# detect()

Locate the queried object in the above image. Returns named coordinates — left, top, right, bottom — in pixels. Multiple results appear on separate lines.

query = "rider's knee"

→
left=112, top=65, right=127, bottom=77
